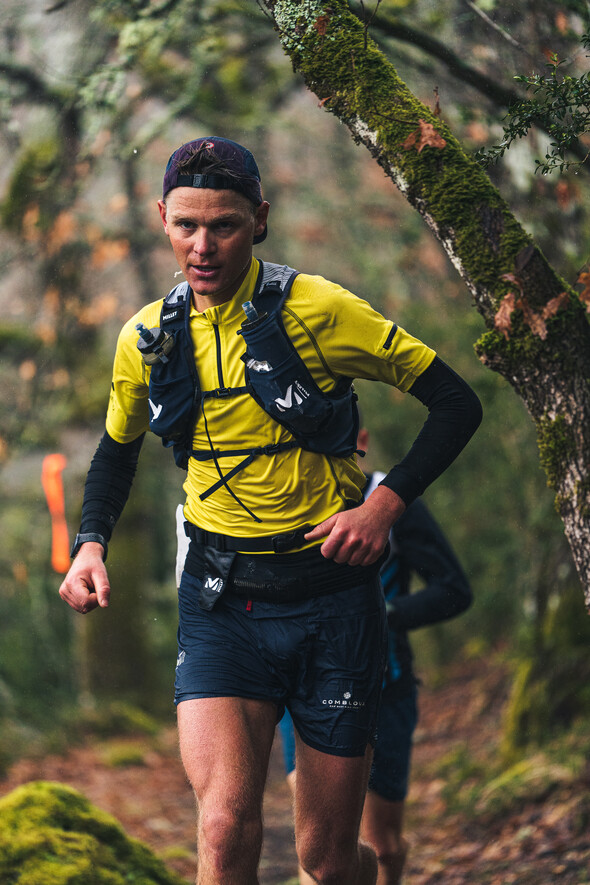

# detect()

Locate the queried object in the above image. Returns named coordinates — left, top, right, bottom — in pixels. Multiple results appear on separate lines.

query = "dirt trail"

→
left=1, top=659, right=589, bottom=884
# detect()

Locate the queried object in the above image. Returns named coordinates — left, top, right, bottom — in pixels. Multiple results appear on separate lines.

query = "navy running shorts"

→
left=175, top=569, right=387, bottom=758
left=368, top=686, right=418, bottom=801
left=279, top=686, right=417, bottom=799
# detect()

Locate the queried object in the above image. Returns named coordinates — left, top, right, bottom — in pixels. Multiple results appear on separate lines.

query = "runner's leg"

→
left=294, top=736, right=377, bottom=885
left=177, top=696, right=277, bottom=885
left=361, top=793, right=408, bottom=885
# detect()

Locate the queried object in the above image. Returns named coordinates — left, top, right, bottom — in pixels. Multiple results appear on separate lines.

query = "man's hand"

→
left=58, top=542, right=111, bottom=614
left=304, top=485, right=406, bottom=566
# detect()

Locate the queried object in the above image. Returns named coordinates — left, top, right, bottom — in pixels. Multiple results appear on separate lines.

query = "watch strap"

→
left=70, top=532, right=108, bottom=561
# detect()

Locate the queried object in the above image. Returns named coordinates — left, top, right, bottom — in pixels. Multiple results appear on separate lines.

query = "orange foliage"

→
left=22, top=205, right=40, bottom=243
left=78, top=292, right=119, bottom=326
left=90, top=239, right=130, bottom=269
left=494, top=284, right=570, bottom=342
left=47, top=211, right=77, bottom=255
left=41, top=454, right=70, bottom=574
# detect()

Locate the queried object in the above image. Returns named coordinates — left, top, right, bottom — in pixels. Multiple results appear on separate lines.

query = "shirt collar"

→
left=190, top=257, right=259, bottom=324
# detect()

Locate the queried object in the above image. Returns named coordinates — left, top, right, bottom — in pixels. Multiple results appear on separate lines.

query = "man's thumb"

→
left=96, top=581, right=111, bottom=608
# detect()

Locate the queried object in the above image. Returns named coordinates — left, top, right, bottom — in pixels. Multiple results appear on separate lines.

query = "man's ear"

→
left=254, top=200, right=270, bottom=239
left=356, top=428, right=370, bottom=452
left=157, top=200, right=169, bottom=234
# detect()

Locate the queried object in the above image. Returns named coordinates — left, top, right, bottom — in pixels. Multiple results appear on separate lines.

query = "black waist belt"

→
left=184, top=521, right=386, bottom=603
left=227, top=553, right=381, bottom=603
left=228, top=576, right=348, bottom=603
left=185, top=522, right=312, bottom=554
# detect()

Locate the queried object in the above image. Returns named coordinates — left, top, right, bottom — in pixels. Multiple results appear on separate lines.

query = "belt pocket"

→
left=200, top=547, right=236, bottom=611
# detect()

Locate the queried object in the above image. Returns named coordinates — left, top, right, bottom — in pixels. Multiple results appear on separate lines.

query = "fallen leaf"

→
left=501, top=272, right=524, bottom=296
left=402, top=129, right=419, bottom=151
left=542, top=292, right=569, bottom=320
left=494, top=292, right=516, bottom=339
left=577, top=270, right=590, bottom=312
left=402, top=119, right=446, bottom=154
left=314, top=14, right=331, bottom=36
left=520, top=299, right=547, bottom=339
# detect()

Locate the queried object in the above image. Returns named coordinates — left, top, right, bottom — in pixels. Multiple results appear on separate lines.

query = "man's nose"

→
left=192, top=228, right=215, bottom=256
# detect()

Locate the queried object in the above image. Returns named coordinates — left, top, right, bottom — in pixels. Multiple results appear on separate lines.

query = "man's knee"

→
left=298, top=840, right=377, bottom=885
left=198, top=803, right=263, bottom=873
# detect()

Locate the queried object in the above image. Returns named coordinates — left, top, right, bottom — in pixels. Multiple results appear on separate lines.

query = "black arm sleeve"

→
left=379, top=356, right=482, bottom=505
left=78, top=430, right=145, bottom=541
left=389, top=499, right=473, bottom=631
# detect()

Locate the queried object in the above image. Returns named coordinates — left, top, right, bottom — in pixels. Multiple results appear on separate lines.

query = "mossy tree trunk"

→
left=260, top=0, right=590, bottom=609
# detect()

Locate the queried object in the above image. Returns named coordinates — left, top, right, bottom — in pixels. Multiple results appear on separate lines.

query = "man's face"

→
left=158, top=187, right=269, bottom=310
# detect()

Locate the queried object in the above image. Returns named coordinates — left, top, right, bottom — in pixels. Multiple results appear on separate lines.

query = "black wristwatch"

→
left=70, top=532, right=108, bottom=562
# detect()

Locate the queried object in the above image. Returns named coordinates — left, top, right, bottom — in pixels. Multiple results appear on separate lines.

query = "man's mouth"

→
left=193, top=265, right=220, bottom=278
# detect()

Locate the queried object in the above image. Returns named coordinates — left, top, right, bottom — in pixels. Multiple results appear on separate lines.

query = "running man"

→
left=60, top=136, right=481, bottom=884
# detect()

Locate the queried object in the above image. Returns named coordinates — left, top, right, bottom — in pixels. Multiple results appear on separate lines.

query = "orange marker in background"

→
left=41, top=453, right=70, bottom=574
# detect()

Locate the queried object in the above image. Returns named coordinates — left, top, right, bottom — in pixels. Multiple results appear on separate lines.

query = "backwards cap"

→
left=162, top=136, right=267, bottom=244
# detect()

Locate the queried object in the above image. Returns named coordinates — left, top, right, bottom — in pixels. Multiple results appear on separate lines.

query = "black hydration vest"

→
left=138, top=261, right=360, bottom=517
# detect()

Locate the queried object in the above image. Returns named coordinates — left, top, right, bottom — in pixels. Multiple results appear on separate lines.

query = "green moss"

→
left=475, top=287, right=587, bottom=377
left=72, top=701, right=160, bottom=739
left=474, top=754, right=575, bottom=818
left=102, top=742, right=148, bottom=768
left=0, top=139, right=62, bottom=234
left=0, top=325, right=44, bottom=358
left=475, top=322, right=545, bottom=373
left=502, top=583, right=590, bottom=754
left=537, top=414, right=576, bottom=490
left=0, top=781, right=187, bottom=884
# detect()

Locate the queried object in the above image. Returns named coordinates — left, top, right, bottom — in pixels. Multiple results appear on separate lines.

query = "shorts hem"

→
left=174, top=690, right=281, bottom=707
left=367, top=784, right=408, bottom=803
left=295, top=731, right=371, bottom=759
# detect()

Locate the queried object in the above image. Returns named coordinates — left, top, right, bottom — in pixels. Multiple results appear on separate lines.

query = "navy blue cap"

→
left=162, top=137, right=267, bottom=243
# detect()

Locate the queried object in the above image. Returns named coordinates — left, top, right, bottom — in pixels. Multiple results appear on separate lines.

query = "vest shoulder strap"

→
left=160, top=281, right=191, bottom=328
left=253, top=261, right=299, bottom=313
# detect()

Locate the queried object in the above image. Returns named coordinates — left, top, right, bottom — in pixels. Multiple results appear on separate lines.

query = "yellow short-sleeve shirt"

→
left=106, top=258, right=435, bottom=538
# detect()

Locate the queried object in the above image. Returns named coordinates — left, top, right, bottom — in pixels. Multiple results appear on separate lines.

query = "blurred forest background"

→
left=1, top=0, right=590, bottom=789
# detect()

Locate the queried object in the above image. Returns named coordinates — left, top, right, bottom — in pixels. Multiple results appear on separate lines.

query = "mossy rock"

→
left=0, top=781, right=188, bottom=884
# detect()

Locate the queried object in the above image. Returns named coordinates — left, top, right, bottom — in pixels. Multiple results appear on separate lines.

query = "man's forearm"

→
left=379, top=357, right=482, bottom=505
left=78, top=431, right=145, bottom=540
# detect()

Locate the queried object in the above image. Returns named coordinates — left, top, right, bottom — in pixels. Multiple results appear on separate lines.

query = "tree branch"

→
left=0, top=57, right=60, bottom=106
left=349, top=2, right=590, bottom=170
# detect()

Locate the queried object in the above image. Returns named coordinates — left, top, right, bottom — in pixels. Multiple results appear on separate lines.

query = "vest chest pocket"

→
left=148, top=352, right=198, bottom=442
left=241, top=312, right=332, bottom=437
